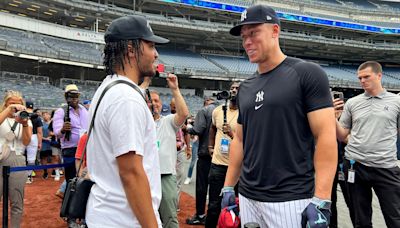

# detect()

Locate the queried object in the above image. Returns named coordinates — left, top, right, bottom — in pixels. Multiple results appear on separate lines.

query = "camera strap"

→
left=10, top=121, right=18, bottom=133
left=145, top=88, right=155, bottom=116
left=76, top=79, right=146, bottom=177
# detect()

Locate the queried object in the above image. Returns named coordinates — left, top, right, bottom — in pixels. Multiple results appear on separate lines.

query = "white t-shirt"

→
left=0, top=117, right=32, bottom=156
left=86, top=75, right=162, bottom=228
left=156, top=115, right=179, bottom=174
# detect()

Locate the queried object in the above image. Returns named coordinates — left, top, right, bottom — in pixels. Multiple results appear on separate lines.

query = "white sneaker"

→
left=184, top=177, right=191, bottom=185
left=26, top=176, right=33, bottom=184
left=54, top=174, right=61, bottom=181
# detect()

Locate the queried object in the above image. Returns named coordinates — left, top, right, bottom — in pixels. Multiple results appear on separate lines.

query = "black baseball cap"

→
left=230, top=5, right=280, bottom=36
left=26, top=101, right=34, bottom=109
left=105, top=15, right=169, bottom=44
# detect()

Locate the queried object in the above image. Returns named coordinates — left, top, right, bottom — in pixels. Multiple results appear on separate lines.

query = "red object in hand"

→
left=157, top=64, right=165, bottom=73
left=218, top=198, right=240, bottom=228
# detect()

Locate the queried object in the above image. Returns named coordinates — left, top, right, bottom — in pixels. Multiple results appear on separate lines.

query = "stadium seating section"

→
left=1, top=0, right=400, bottom=112
left=2, top=61, right=400, bottom=110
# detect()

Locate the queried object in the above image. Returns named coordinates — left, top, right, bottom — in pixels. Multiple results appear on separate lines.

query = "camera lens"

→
left=17, top=111, right=30, bottom=119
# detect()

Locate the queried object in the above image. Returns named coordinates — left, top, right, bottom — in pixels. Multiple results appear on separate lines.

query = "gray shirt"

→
left=340, top=90, right=400, bottom=168
left=156, top=114, right=180, bottom=175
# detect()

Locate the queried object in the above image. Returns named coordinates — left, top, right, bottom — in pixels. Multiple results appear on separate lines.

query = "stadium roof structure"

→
left=0, top=0, right=399, bottom=64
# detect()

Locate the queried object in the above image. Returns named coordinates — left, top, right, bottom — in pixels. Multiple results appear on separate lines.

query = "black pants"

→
left=195, top=155, right=211, bottom=216
left=344, top=159, right=400, bottom=228
left=205, top=164, right=228, bottom=228
left=62, top=147, right=77, bottom=183
left=330, top=166, right=355, bottom=228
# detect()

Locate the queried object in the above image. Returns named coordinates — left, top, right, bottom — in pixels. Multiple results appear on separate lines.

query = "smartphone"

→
left=332, top=91, right=344, bottom=100
left=155, top=63, right=168, bottom=78
left=332, top=91, right=344, bottom=110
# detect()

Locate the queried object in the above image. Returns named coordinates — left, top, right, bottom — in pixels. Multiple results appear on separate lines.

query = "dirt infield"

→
left=1, top=170, right=200, bottom=228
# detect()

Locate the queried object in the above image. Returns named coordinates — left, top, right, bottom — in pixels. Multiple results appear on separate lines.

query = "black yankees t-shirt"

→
left=237, top=57, right=332, bottom=202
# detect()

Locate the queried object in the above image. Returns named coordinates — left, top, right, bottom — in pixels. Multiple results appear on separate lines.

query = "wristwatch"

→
left=311, top=196, right=332, bottom=210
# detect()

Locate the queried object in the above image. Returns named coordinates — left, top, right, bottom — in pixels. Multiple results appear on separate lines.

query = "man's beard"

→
left=138, top=59, right=156, bottom=79
left=139, top=67, right=156, bottom=79
left=230, top=96, right=237, bottom=104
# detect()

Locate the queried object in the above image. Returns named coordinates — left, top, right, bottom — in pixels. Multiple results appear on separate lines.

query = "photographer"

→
left=52, top=84, right=88, bottom=227
left=206, top=82, right=239, bottom=227
left=0, top=90, right=32, bottom=228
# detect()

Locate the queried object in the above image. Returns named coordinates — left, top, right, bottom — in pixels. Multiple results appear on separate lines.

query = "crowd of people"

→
left=1, top=3, right=400, bottom=228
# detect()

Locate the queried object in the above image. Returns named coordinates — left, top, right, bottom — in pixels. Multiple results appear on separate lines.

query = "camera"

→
left=14, top=111, right=35, bottom=119
left=213, top=90, right=231, bottom=100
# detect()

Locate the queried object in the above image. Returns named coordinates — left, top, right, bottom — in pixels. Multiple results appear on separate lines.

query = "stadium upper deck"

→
left=0, top=0, right=399, bottom=93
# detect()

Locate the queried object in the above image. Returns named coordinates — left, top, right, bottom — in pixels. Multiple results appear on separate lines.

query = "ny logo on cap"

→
left=147, top=21, right=153, bottom=33
left=241, top=10, right=247, bottom=21
left=266, top=15, right=272, bottom=20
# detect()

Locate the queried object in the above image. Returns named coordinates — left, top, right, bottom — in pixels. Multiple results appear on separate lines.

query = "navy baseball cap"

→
left=83, top=100, right=91, bottom=105
left=161, top=103, right=170, bottom=116
left=26, top=101, right=34, bottom=109
left=230, top=5, right=280, bottom=36
left=105, top=15, right=169, bottom=44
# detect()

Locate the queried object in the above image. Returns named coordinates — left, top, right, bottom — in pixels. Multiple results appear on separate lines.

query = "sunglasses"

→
left=66, top=93, right=80, bottom=99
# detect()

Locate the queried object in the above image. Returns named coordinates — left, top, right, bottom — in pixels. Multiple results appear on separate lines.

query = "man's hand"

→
left=38, top=143, right=42, bottom=151
left=222, top=123, right=233, bottom=138
left=139, top=76, right=152, bottom=89
left=301, top=197, right=331, bottom=228
left=166, top=74, right=179, bottom=90
left=61, top=122, right=71, bottom=133
left=220, top=186, right=236, bottom=209
left=185, top=146, right=192, bottom=159
left=333, top=98, right=344, bottom=119
left=208, top=146, right=214, bottom=157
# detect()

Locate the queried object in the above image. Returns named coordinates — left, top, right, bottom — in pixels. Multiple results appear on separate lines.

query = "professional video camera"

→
left=213, top=91, right=231, bottom=100
left=14, top=111, right=37, bottom=120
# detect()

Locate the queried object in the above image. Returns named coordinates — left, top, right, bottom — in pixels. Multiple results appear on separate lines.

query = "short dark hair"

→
left=229, top=81, right=240, bottom=88
left=358, top=61, right=382, bottom=74
left=103, top=39, right=142, bottom=76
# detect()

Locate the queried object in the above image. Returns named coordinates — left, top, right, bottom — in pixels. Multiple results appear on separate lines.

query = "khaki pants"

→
left=0, top=151, right=27, bottom=228
left=159, top=174, right=179, bottom=228
left=176, top=149, right=186, bottom=208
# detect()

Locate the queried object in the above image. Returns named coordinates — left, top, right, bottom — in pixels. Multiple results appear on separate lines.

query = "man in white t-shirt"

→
left=85, top=15, right=169, bottom=227
left=148, top=74, right=189, bottom=227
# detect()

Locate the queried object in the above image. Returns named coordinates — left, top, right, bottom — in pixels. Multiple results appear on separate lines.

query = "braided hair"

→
left=103, top=39, right=142, bottom=76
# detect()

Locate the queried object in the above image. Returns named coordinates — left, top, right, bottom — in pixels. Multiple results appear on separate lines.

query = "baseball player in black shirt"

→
left=221, top=5, right=337, bottom=228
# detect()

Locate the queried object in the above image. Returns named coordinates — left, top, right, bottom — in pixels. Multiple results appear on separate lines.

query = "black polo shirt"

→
left=237, top=57, right=332, bottom=202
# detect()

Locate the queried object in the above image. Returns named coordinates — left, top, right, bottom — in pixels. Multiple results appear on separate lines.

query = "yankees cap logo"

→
left=147, top=21, right=153, bottom=33
left=241, top=10, right=247, bottom=21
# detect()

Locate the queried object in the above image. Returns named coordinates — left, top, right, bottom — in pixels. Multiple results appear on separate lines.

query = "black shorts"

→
left=40, top=150, right=52, bottom=159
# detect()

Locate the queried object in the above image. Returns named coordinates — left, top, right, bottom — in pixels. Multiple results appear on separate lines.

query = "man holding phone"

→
left=335, top=61, right=400, bottom=228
